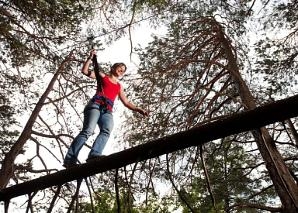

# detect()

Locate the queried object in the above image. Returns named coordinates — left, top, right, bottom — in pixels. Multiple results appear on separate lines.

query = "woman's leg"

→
left=88, top=110, right=114, bottom=158
left=64, top=102, right=101, bottom=164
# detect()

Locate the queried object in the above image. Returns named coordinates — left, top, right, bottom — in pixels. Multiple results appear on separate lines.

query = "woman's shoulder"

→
left=99, top=72, right=106, bottom=78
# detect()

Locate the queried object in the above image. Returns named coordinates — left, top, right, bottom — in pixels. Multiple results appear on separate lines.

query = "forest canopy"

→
left=0, top=0, right=297, bottom=212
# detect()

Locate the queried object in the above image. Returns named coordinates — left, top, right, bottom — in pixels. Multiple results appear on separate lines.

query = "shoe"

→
left=63, top=161, right=77, bottom=168
left=86, top=155, right=106, bottom=163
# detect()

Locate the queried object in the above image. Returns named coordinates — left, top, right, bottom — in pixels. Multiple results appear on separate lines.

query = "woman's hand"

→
left=88, top=49, right=96, bottom=60
left=136, top=108, right=149, bottom=117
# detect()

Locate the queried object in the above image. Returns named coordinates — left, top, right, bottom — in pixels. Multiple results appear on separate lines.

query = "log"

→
left=0, top=94, right=298, bottom=201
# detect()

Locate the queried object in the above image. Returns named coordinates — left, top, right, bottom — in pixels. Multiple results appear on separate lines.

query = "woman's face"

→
left=114, top=65, right=126, bottom=77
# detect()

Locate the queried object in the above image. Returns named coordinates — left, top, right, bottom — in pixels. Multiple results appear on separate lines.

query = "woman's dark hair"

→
left=111, top=63, right=127, bottom=72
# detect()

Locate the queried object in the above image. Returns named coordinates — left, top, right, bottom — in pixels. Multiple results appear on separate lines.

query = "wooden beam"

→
left=1, top=94, right=298, bottom=201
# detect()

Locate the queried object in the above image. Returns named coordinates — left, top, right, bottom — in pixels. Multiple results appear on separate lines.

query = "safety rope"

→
left=92, top=54, right=103, bottom=93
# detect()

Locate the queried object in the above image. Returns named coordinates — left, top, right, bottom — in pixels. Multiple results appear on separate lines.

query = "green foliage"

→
left=0, top=72, right=28, bottom=159
left=0, top=99, right=19, bottom=160
left=79, top=188, right=173, bottom=213
left=79, top=190, right=116, bottom=213
left=0, top=0, right=94, bottom=66
left=134, top=0, right=170, bottom=12
left=174, top=139, right=269, bottom=212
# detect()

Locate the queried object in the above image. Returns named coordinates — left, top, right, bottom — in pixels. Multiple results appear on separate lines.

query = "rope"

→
left=92, top=54, right=103, bottom=93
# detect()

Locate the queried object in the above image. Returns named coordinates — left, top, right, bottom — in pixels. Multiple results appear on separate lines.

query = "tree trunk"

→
left=0, top=52, right=73, bottom=189
left=217, top=23, right=298, bottom=212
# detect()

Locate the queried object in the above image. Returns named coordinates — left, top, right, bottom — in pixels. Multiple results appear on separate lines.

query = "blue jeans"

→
left=64, top=100, right=114, bottom=164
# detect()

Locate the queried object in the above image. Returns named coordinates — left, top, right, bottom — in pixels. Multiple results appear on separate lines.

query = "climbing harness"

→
left=91, top=95, right=114, bottom=112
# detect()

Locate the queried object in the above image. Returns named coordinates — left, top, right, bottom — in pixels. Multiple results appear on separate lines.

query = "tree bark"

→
left=217, top=23, right=298, bottom=212
left=0, top=52, right=73, bottom=189
left=285, top=119, right=298, bottom=146
left=0, top=93, right=297, bottom=201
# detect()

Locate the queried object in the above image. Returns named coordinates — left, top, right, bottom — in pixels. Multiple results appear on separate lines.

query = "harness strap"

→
left=92, top=95, right=114, bottom=111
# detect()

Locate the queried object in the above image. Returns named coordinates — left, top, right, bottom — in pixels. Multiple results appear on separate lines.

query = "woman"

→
left=63, top=50, right=148, bottom=168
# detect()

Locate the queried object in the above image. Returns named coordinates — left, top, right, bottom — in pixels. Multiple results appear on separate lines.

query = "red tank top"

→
left=96, top=76, right=121, bottom=102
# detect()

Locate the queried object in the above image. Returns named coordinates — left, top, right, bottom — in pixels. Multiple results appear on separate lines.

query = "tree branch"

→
left=0, top=51, right=74, bottom=189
